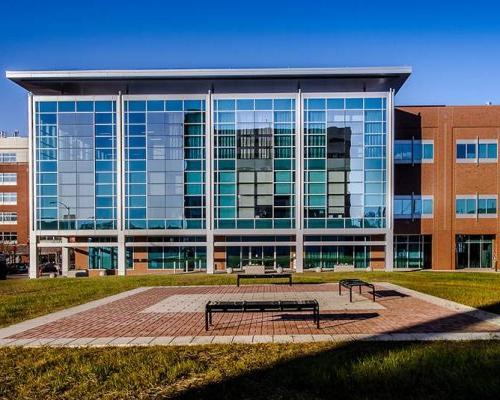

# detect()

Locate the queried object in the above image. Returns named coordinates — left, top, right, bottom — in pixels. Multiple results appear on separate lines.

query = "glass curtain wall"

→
left=214, top=98, right=295, bottom=229
left=304, top=97, right=387, bottom=229
left=124, top=99, right=206, bottom=229
left=226, top=246, right=291, bottom=269
left=35, top=100, right=117, bottom=230
left=147, top=246, right=206, bottom=270
left=304, top=246, right=368, bottom=269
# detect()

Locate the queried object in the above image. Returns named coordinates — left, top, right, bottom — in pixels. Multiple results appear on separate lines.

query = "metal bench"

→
left=205, top=300, right=319, bottom=331
left=339, top=279, right=376, bottom=302
left=236, top=273, right=292, bottom=287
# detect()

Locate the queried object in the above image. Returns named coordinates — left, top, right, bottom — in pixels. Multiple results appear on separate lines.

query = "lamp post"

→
left=50, top=201, right=72, bottom=223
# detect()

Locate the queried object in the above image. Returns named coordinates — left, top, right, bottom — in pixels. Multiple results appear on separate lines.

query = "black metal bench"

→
left=236, top=273, right=292, bottom=287
left=339, top=279, right=376, bottom=302
left=205, top=300, right=319, bottom=331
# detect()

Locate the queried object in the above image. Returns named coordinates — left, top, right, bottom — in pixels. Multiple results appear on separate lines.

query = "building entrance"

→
left=456, top=235, right=494, bottom=269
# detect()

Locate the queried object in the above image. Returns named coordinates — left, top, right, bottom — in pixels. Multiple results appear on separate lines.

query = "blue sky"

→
left=1, top=0, right=500, bottom=134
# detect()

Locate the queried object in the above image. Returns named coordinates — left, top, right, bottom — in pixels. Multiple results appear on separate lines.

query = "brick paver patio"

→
left=1, top=283, right=499, bottom=346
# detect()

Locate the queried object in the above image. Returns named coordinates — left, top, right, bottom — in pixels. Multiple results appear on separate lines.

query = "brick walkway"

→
left=1, top=283, right=499, bottom=346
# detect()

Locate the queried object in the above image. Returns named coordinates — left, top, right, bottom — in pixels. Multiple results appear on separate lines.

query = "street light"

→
left=49, top=201, right=74, bottom=231
left=50, top=201, right=71, bottom=220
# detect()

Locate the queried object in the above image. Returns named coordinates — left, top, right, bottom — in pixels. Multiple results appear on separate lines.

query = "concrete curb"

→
left=3, top=332, right=500, bottom=348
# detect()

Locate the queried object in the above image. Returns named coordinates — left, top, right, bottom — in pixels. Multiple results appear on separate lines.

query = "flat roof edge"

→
left=6, top=66, right=412, bottom=80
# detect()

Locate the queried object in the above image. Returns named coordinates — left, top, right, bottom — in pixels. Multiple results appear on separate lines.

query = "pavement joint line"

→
left=210, top=335, right=235, bottom=344
left=23, top=338, right=58, bottom=347
left=231, top=335, right=253, bottom=344
left=190, top=336, right=215, bottom=345
left=149, top=336, right=175, bottom=345
left=0, top=287, right=152, bottom=339
left=108, top=336, right=136, bottom=346
left=129, top=336, right=157, bottom=346
left=49, top=338, right=79, bottom=346
left=68, top=337, right=99, bottom=347
left=170, top=336, right=195, bottom=345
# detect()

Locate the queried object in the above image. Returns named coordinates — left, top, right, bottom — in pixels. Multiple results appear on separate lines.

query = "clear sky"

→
left=1, top=0, right=500, bottom=134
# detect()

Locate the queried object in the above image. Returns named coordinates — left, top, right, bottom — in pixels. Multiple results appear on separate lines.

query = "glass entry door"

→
left=456, top=235, right=494, bottom=269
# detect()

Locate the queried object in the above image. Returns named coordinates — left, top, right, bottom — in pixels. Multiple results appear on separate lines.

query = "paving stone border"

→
left=2, top=332, right=500, bottom=347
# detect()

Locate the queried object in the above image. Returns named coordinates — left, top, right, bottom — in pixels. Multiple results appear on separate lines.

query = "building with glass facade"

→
left=9, top=67, right=497, bottom=276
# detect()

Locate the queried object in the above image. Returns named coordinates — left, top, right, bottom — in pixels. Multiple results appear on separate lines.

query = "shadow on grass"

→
left=171, top=302, right=500, bottom=400
left=477, top=302, right=500, bottom=315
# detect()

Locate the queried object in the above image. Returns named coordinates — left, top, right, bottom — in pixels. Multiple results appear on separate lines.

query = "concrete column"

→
left=205, top=91, right=215, bottom=275
left=28, top=234, right=38, bottom=279
left=295, top=231, right=304, bottom=273
left=206, top=231, right=214, bottom=274
left=385, top=232, right=394, bottom=271
left=117, top=233, right=126, bottom=276
left=61, top=237, right=69, bottom=276
left=28, top=94, right=38, bottom=278
left=295, top=89, right=304, bottom=274
left=386, top=89, right=395, bottom=272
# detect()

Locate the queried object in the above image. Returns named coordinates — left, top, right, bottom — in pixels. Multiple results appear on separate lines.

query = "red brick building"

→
left=395, top=106, right=500, bottom=270
left=0, top=136, right=29, bottom=263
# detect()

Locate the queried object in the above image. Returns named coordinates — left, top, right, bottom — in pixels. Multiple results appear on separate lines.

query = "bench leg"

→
left=205, top=310, right=209, bottom=331
left=316, top=308, right=320, bottom=329
left=209, top=310, right=212, bottom=325
left=289, top=276, right=292, bottom=286
left=237, top=276, right=240, bottom=287
left=349, top=287, right=353, bottom=303
left=359, top=286, right=362, bottom=294
left=339, top=284, right=341, bottom=296
left=371, top=285, right=376, bottom=302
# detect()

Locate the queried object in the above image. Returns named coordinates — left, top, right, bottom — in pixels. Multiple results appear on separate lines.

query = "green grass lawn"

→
left=1, top=272, right=500, bottom=399
left=1, top=341, right=500, bottom=399
left=1, top=271, right=500, bottom=328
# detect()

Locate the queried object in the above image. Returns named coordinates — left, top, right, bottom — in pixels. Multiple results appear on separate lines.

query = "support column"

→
left=28, top=93, right=38, bottom=278
left=206, top=231, right=214, bottom=274
left=117, top=233, right=126, bottom=276
left=295, top=89, right=304, bottom=273
left=385, top=88, right=395, bottom=271
left=61, top=237, right=69, bottom=276
left=295, top=231, right=304, bottom=273
left=385, top=233, right=394, bottom=271
left=205, top=90, right=214, bottom=274
left=29, top=234, right=38, bottom=279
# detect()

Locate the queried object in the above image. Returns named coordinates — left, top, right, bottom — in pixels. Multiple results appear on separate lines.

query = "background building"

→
left=394, top=106, right=499, bottom=270
left=0, top=134, right=29, bottom=263
left=5, top=67, right=499, bottom=276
